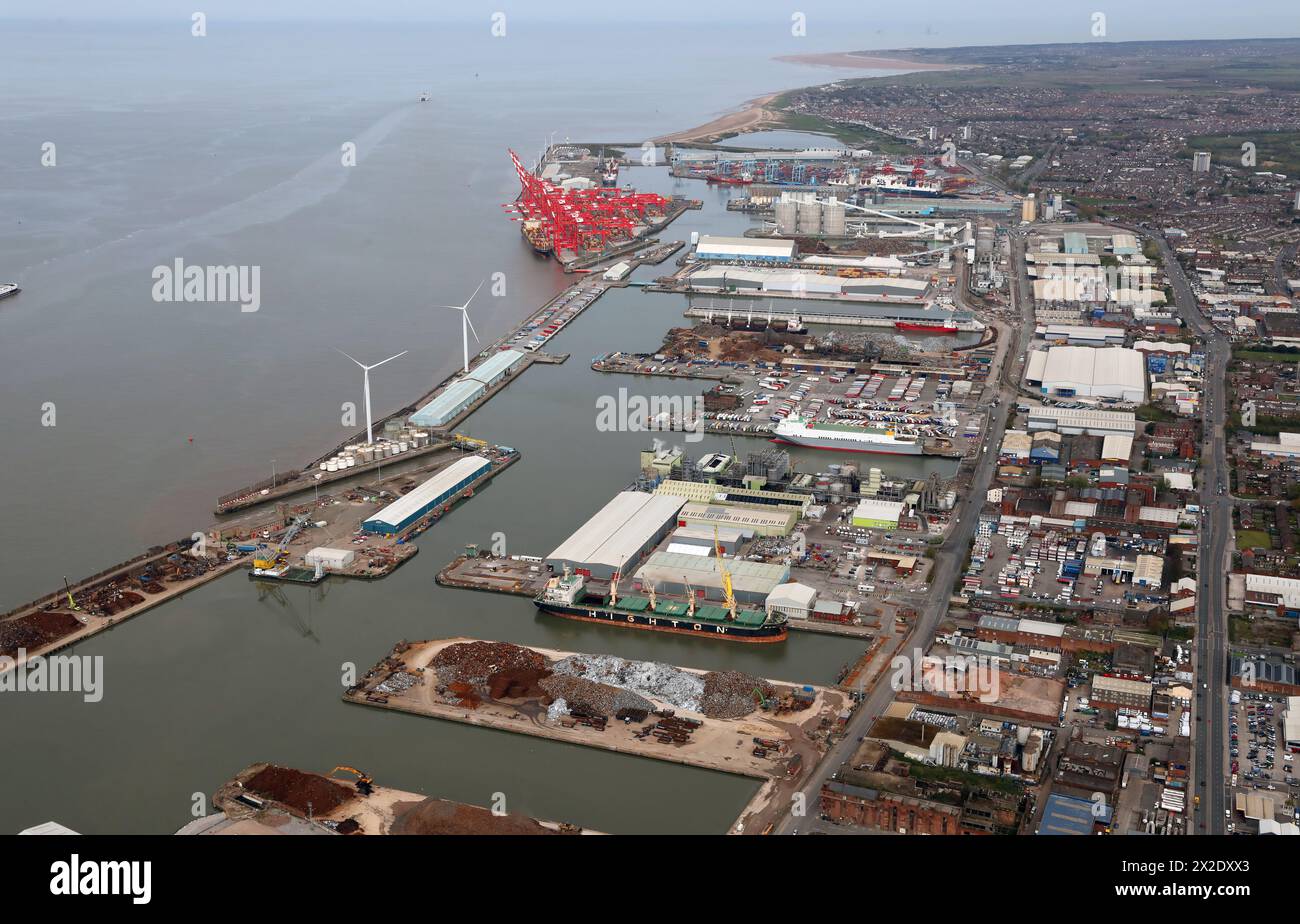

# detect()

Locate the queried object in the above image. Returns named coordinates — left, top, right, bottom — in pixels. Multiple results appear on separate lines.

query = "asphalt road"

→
left=1144, top=231, right=1231, bottom=834
left=776, top=237, right=1034, bottom=834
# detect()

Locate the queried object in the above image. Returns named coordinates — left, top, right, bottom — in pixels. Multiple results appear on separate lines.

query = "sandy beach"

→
left=774, top=50, right=966, bottom=71
left=655, top=92, right=784, bottom=144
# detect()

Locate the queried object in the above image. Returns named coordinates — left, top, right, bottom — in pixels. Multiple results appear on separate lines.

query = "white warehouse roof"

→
left=1030, top=346, right=1146, bottom=401
left=547, top=491, right=686, bottom=572
left=1246, top=573, right=1300, bottom=609
left=1026, top=405, right=1137, bottom=436
left=365, top=455, right=491, bottom=530
left=696, top=235, right=796, bottom=260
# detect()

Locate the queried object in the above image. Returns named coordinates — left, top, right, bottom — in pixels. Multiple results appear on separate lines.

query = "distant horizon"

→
left=2, top=18, right=1297, bottom=52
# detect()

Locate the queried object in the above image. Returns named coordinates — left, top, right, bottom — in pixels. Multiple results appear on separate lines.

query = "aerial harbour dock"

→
left=345, top=637, right=849, bottom=790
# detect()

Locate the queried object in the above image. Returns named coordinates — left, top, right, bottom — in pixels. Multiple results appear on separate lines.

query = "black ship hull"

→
left=534, top=601, right=787, bottom=643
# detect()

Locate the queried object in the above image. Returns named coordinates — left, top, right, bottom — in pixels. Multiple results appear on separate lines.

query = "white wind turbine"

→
left=440, top=280, right=484, bottom=373
left=337, top=348, right=407, bottom=445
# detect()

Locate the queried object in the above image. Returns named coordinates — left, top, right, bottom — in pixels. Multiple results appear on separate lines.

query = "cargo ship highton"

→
left=772, top=416, right=923, bottom=455
left=535, top=564, right=788, bottom=643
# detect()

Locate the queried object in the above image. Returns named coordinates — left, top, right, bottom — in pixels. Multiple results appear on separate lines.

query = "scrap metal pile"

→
left=0, top=611, right=84, bottom=659
left=425, top=642, right=776, bottom=721
left=702, top=670, right=777, bottom=719
left=553, top=654, right=773, bottom=719
left=539, top=673, right=654, bottom=718
left=242, top=764, right=356, bottom=815
left=432, top=641, right=548, bottom=690
left=553, top=654, right=705, bottom=713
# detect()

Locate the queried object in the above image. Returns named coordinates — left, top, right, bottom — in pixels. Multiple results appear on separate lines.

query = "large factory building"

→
left=363, top=455, right=492, bottom=534
left=546, top=491, right=686, bottom=580
left=1025, top=346, right=1146, bottom=403
left=694, top=235, right=796, bottom=263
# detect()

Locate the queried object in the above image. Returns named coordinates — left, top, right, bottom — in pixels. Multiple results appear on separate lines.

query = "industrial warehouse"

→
left=545, top=491, right=686, bottom=580
left=363, top=455, right=494, bottom=534
left=411, top=349, right=528, bottom=427
left=1025, top=346, right=1147, bottom=403
left=686, top=265, right=931, bottom=299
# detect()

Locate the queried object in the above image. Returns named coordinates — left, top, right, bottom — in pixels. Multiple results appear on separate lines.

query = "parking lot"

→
left=507, top=283, right=605, bottom=352
left=1229, top=692, right=1296, bottom=797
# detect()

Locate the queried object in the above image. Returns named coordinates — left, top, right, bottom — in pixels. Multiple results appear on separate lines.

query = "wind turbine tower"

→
left=440, top=281, right=485, bottom=373
left=337, top=349, right=407, bottom=445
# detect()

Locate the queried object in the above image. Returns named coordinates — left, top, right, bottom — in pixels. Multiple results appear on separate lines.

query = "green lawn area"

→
left=1135, top=403, right=1177, bottom=423
left=768, top=109, right=914, bottom=154
left=1233, top=349, right=1300, bottom=364
left=1236, top=529, right=1273, bottom=551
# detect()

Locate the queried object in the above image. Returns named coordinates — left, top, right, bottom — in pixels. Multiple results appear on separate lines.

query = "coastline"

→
left=774, top=50, right=968, bottom=72
left=655, top=91, right=783, bottom=144
left=658, top=49, right=966, bottom=145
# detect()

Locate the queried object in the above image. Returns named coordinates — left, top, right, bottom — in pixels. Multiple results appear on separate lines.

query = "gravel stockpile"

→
left=700, top=670, right=775, bottom=719
left=552, top=654, right=704, bottom=713
left=432, top=641, right=549, bottom=690
left=540, top=674, right=654, bottom=717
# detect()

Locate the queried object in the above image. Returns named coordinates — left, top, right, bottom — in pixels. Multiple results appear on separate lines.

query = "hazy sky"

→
left=2, top=0, right=1295, bottom=46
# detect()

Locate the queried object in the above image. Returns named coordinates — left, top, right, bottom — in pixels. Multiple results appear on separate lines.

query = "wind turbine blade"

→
left=438, top=305, right=463, bottom=311
left=336, top=348, right=364, bottom=367
left=370, top=350, right=408, bottom=369
left=464, top=310, right=480, bottom=343
left=464, top=279, right=485, bottom=308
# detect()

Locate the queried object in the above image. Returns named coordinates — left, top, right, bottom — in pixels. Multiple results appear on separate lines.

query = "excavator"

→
left=329, top=766, right=375, bottom=795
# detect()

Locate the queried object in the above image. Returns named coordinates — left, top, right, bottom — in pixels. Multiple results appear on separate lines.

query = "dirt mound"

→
left=432, top=641, right=549, bottom=692
left=390, top=797, right=563, bottom=836
left=243, top=765, right=356, bottom=816
left=0, top=611, right=84, bottom=658
left=700, top=670, right=775, bottom=719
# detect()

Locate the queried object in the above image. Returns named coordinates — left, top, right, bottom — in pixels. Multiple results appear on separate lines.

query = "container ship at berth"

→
left=535, top=567, right=787, bottom=643
left=520, top=218, right=553, bottom=254
left=772, top=416, right=923, bottom=455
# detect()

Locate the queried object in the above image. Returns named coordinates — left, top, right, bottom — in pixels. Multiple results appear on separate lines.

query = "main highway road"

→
left=1145, top=231, right=1232, bottom=834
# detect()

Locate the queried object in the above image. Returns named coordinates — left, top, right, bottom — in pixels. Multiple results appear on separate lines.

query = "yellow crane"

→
left=714, top=526, right=737, bottom=620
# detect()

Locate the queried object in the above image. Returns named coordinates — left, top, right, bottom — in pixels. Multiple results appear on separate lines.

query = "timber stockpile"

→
left=344, top=638, right=851, bottom=790
left=208, top=762, right=591, bottom=835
